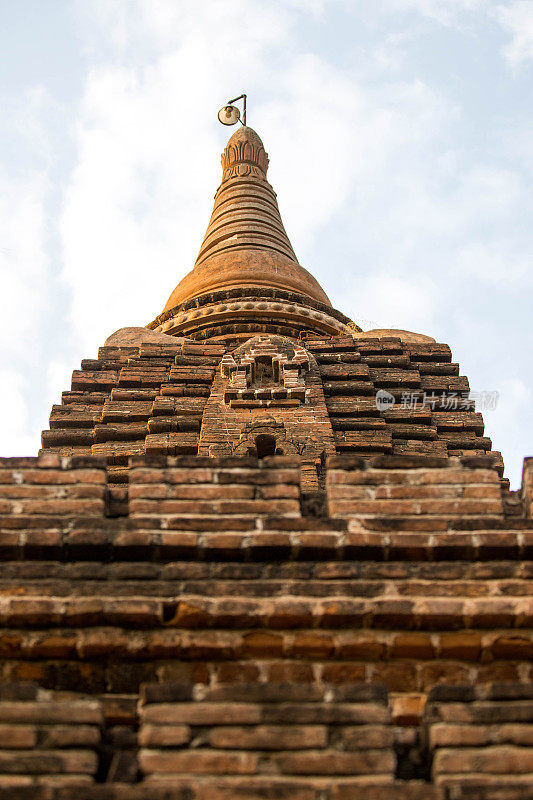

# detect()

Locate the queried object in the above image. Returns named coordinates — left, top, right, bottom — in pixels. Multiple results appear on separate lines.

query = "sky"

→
left=0, top=0, right=531, bottom=488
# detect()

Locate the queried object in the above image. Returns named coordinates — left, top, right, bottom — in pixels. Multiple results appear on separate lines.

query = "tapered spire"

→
left=163, top=126, right=331, bottom=311
left=193, top=126, right=298, bottom=270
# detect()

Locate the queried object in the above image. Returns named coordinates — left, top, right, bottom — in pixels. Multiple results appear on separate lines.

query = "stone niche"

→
left=198, top=335, right=336, bottom=491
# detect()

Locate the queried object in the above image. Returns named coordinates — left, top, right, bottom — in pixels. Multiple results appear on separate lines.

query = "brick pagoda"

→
left=0, top=125, right=532, bottom=799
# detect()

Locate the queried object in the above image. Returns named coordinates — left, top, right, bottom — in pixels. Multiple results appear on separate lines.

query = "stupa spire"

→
left=161, top=126, right=331, bottom=312
left=150, top=124, right=358, bottom=340
left=192, top=126, right=299, bottom=273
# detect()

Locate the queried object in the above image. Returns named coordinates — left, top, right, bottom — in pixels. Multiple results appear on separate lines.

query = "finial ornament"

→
left=217, top=94, right=247, bottom=126
left=221, top=126, right=269, bottom=180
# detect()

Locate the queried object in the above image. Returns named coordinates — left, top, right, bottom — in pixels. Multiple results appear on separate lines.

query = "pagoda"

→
left=0, top=124, right=531, bottom=798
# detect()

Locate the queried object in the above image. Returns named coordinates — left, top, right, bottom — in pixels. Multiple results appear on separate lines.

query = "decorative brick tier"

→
left=39, top=333, right=505, bottom=497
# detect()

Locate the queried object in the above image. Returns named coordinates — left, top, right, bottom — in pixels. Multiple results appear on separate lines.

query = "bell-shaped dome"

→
left=163, top=126, right=332, bottom=311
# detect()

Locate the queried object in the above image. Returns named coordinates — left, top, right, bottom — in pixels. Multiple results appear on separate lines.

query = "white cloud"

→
left=79, top=0, right=291, bottom=55
left=383, top=0, right=487, bottom=26
left=496, top=1, right=533, bottom=67
left=0, top=168, right=50, bottom=455
left=346, top=273, right=438, bottom=334
left=454, top=241, right=531, bottom=285
left=0, top=85, right=68, bottom=456
left=0, top=371, right=39, bottom=456
left=62, top=0, right=310, bottom=353
left=0, top=168, right=49, bottom=356
left=487, top=377, right=532, bottom=488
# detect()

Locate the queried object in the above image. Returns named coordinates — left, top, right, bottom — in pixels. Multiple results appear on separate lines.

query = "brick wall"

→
left=129, top=454, right=302, bottom=521
left=0, top=455, right=106, bottom=519
left=0, top=684, right=102, bottom=787
left=424, top=684, right=533, bottom=788
left=327, top=454, right=504, bottom=526
left=138, top=682, right=395, bottom=786
left=0, top=450, right=532, bottom=794
left=522, top=458, right=533, bottom=519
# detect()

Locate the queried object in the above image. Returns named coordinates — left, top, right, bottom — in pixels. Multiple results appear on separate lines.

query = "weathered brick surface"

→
left=523, top=458, right=533, bottom=519
left=0, top=456, right=106, bottom=518
left=0, top=782, right=448, bottom=799
left=3, top=322, right=531, bottom=793
left=196, top=336, right=336, bottom=491
left=0, top=487, right=531, bottom=722
left=39, top=331, right=505, bottom=498
left=129, top=455, right=302, bottom=518
left=0, top=690, right=102, bottom=787
left=137, top=682, right=395, bottom=783
left=424, top=684, right=533, bottom=786
left=327, top=455, right=504, bottom=521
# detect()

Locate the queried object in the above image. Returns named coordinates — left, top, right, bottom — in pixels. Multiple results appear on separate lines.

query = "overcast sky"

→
left=0, top=0, right=531, bottom=487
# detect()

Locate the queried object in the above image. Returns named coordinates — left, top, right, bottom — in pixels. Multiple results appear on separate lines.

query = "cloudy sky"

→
left=0, top=0, right=531, bottom=487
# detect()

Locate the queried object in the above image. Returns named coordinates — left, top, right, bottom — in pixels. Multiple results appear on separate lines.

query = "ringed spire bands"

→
left=151, top=126, right=359, bottom=340
left=191, top=126, right=301, bottom=280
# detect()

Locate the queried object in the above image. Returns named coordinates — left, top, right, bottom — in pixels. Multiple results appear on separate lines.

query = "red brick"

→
left=138, top=724, right=191, bottom=747
left=0, top=725, right=37, bottom=748
left=370, top=663, right=418, bottom=692
left=214, top=662, right=261, bottom=684
left=142, top=703, right=262, bottom=726
left=429, top=723, right=533, bottom=748
left=0, top=749, right=98, bottom=774
left=433, top=745, right=533, bottom=775
left=390, top=634, right=435, bottom=660
left=490, top=635, right=533, bottom=660
left=209, top=725, right=327, bottom=750
left=420, top=662, right=470, bottom=690
left=288, top=633, right=335, bottom=659
left=265, top=662, right=314, bottom=683
left=242, top=632, right=283, bottom=657
left=439, top=632, right=482, bottom=661
left=139, top=748, right=258, bottom=775
left=340, top=725, right=394, bottom=750
left=321, top=663, right=366, bottom=684
left=272, top=748, right=395, bottom=775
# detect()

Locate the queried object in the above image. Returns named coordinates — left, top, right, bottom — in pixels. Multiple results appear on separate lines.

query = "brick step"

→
left=1, top=558, right=530, bottom=581
left=0, top=578, right=530, bottom=599
left=0, top=595, right=531, bottom=631
left=0, top=780, right=446, bottom=798
left=0, top=528, right=531, bottom=560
